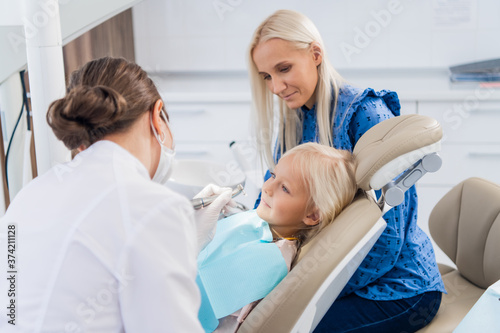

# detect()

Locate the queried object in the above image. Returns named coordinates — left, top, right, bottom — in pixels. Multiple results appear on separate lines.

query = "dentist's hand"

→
left=193, top=184, right=237, bottom=253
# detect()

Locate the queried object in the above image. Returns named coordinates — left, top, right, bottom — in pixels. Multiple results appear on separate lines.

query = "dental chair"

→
left=237, top=114, right=444, bottom=333
left=416, top=177, right=500, bottom=333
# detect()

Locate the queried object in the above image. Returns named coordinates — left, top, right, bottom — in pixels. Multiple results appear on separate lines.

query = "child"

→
left=197, top=142, right=357, bottom=332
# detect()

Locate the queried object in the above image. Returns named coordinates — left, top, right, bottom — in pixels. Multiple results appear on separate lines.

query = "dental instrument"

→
left=191, top=184, right=245, bottom=210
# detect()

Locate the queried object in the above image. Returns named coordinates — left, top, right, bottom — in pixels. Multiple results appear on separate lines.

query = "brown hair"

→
left=46, top=57, right=164, bottom=150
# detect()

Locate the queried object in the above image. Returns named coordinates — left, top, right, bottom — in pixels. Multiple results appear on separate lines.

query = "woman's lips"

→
left=282, top=92, right=297, bottom=100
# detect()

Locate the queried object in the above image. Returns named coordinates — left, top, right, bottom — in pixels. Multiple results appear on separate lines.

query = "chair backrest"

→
left=429, top=177, right=500, bottom=289
left=237, top=193, right=384, bottom=333
left=238, top=114, right=443, bottom=333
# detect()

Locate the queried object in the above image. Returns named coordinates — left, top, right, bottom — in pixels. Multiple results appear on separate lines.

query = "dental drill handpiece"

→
left=191, top=184, right=245, bottom=210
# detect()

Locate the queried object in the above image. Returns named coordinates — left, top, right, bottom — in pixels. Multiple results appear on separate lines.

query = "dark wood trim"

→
left=63, top=8, right=135, bottom=82
left=0, top=115, right=10, bottom=209
left=23, top=71, right=38, bottom=180
left=30, top=117, right=37, bottom=179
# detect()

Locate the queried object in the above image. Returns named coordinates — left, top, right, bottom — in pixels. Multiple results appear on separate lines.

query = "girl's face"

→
left=252, top=38, right=322, bottom=110
left=257, top=155, right=318, bottom=238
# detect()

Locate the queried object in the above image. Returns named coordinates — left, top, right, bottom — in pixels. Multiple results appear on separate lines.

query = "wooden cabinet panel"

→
left=63, top=9, right=135, bottom=81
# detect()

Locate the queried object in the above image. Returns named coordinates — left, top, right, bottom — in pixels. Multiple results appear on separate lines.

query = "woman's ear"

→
left=150, top=99, right=165, bottom=136
left=310, top=42, right=323, bottom=66
left=77, top=144, right=87, bottom=152
left=303, top=208, right=320, bottom=226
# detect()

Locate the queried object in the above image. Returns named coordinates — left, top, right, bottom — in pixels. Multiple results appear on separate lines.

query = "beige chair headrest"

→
left=429, top=177, right=500, bottom=289
left=354, top=114, right=443, bottom=191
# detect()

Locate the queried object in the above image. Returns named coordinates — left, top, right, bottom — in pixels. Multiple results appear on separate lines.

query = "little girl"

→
left=197, top=142, right=357, bottom=332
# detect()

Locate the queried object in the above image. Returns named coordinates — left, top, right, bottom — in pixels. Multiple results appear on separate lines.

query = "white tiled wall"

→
left=133, top=0, right=500, bottom=72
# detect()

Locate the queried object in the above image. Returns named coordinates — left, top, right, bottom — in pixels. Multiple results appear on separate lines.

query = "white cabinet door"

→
left=421, top=144, right=500, bottom=186
left=416, top=100, right=500, bottom=186
left=166, top=102, right=253, bottom=143
left=417, top=101, right=500, bottom=144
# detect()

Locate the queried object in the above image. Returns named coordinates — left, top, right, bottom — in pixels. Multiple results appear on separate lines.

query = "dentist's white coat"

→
left=0, top=140, right=203, bottom=332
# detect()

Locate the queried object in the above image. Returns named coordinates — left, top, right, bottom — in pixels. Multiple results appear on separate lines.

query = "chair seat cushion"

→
left=417, top=269, right=485, bottom=333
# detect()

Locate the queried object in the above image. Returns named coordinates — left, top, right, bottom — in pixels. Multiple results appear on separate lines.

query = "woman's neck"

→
left=103, top=113, right=159, bottom=178
left=304, top=89, right=317, bottom=109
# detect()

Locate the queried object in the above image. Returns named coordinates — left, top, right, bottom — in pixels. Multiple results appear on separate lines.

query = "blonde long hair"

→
left=282, top=142, right=357, bottom=246
left=248, top=9, right=345, bottom=169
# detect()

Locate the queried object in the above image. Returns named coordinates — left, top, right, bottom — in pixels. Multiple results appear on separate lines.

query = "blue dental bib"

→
left=196, top=209, right=289, bottom=332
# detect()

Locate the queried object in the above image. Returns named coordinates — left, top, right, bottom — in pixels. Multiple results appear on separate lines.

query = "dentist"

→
left=0, top=57, right=229, bottom=332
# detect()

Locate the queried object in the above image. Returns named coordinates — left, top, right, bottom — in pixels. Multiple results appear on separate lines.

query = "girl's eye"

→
left=282, top=185, right=289, bottom=194
left=270, top=172, right=276, bottom=179
left=263, top=74, right=271, bottom=80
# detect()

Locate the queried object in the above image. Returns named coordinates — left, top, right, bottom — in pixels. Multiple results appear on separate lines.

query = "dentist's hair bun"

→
left=47, top=85, right=128, bottom=150
left=45, top=57, right=165, bottom=151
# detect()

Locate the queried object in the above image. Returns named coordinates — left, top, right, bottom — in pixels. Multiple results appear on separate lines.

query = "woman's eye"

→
left=280, top=66, right=290, bottom=73
left=263, top=74, right=271, bottom=80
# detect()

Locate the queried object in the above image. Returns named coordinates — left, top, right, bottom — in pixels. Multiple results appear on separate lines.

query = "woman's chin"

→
left=283, top=100, right=302, bottom=109
left=278, top=95, right=303, bottom=109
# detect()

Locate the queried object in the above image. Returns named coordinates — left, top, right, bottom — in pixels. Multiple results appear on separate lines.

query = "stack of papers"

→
left=449, top=58, right=500, bottom=82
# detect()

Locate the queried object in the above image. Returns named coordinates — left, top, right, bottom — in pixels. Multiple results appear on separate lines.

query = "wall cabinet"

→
left=416, top=99, right=500, bottom=266
left=166, top=102, right=252, bottom=143
left=164, top=96, right=262, bottom=208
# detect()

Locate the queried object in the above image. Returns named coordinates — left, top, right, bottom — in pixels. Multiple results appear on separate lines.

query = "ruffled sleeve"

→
left=332, top=85, right=401, bottom=151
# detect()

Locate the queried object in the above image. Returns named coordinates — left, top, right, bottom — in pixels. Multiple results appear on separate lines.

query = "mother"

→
left=248, top=9, right=445, bottom=333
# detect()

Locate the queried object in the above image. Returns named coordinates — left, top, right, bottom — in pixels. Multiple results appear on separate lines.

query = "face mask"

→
left=150, top=111, right=176, bottom=184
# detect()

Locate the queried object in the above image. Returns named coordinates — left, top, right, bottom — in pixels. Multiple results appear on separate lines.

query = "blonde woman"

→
left=248, top=9, right=445, bottom=333
left=197, top=143, right=357, bottom=332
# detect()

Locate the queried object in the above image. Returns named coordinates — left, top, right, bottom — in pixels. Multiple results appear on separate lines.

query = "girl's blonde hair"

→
left=248, top=9, right=345, bottom=169
left=282, top=142, right=357, bottom=246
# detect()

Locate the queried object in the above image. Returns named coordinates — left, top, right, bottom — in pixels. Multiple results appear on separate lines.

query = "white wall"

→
left=133, top=0, right=500, bottom=72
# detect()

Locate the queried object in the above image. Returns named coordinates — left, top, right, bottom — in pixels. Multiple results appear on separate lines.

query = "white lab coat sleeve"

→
left=119, top=197, right=203, bottom=332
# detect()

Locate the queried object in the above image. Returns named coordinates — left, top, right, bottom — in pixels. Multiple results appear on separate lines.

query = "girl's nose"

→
left=262, top=178, right=273, bottom=196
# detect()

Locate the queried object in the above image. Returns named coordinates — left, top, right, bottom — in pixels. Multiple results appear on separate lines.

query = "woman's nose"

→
left=270, top=78, right=286, bottom=95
